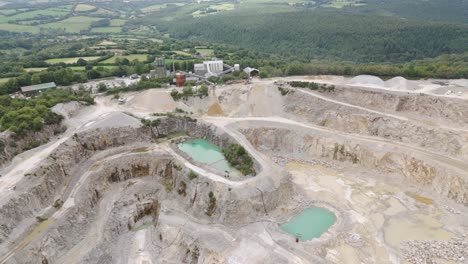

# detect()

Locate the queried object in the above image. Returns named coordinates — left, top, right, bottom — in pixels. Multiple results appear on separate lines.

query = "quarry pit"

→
left=0, top=76, right=467, bottom=264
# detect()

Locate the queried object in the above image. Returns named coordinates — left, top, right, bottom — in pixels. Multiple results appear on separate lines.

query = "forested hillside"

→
left=166, top=11, right=468, bottom=63
left=347, top=0, right=468, bottom=24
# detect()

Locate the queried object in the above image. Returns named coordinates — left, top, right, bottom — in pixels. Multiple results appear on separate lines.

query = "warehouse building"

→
left=21, top=82, right=57, bottom=96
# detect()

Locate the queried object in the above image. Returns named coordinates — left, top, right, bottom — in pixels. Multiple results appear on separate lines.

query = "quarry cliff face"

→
left=0, top=123, right=65, bottom=169
left=283, top=90, right=468, bottom=160
left=240, top=126, right=468, bottom=205
left=0, top=118, right=292, bottom=264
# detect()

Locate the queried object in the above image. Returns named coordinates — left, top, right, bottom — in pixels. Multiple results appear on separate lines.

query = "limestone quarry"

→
left=0, top=76, right=467, bottom=264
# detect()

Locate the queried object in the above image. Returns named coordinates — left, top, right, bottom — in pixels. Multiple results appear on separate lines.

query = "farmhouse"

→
left=21, top=82, right=57, bottom=96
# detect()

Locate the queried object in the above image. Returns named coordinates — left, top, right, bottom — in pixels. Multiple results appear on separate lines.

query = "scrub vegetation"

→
left=223, top=144, right=255, bottom=176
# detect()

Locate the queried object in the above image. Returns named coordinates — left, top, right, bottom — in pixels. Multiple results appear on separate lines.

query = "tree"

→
left=31, top=74, right=41, bottom=85
left=198, top=85, right=208, bottom=96
left=76, top=58, right=87, bottom=66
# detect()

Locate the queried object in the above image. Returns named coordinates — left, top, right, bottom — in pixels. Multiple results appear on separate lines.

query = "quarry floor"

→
left=0, top=76, right=467, bottom=264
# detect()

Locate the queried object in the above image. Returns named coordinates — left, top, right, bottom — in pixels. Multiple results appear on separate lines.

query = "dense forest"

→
left=345, top=0, right=468, bottom=24
left=166, top=11, right=468, bottom=63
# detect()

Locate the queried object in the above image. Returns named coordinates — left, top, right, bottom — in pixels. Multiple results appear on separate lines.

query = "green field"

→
left=46, top=56, right=101, bottom=64
left=141, top=4, right=166, bottom=12
left=75, top=4, right=96, bottom=12
left=96, top=40, right=118, bottom=46
left=91, top=27, right=122, bottom=33
left=0, top=77, right=10, bottom=84
left=0, top=23, right=39, bottom=33
left=174, top=50, right=192, bottom=56
left=210, top=4, right=235, bottom=10
left=94, top=65, right=118, bottom=70
left=110, top=19, right=127, bottom=27
left=100, top=54, right=149, bottom=64
left=25, top=67, right=48, bottom=72
left=41, top=16, right=101, bottom=33
left=0, top=5, right=72, bottom=23
left=196, top=48, right=214, bottom=57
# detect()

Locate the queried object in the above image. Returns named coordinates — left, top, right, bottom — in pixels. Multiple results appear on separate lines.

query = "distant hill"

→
left=165, top=11, right=468, bottom=63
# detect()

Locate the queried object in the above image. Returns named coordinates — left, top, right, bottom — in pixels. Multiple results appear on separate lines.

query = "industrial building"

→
left=151, top=57, right=169, bottom=78
left=194, top=59, right=240, bottom=78
left=21, top=82, right=56, bottom=96
left=244, top=67, right=259, bottom=77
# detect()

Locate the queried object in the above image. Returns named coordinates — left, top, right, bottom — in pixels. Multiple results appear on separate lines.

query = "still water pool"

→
left=281, top=207, right=336, bottom=241
left=178, top=139, right=233, bottom=172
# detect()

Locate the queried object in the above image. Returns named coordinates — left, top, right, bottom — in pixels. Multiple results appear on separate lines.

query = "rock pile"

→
left=271, top=155, right=339, bottom=170
left=402, top=236, right=467, bottom=264
left=444, top=206, right=461, bottom=215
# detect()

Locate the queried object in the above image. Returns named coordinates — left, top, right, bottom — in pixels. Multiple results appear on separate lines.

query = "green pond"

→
left=178, top=139, right=233, bottom=172
left=281, top=207, right=337, bottom=241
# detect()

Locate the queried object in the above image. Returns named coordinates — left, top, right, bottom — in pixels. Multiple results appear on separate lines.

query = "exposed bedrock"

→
left=239, top=125, right=467, bottom=205
left=0, top=127, right=152, bottom=246
left=326, top=86, right=468, bottom=126
left=283, top=90, right=468, bottom=160
left=1, top=118, right=291, bottom=263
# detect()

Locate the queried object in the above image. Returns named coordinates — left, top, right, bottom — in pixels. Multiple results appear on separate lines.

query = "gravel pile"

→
left=271, top=155, right=340, bottom=170
left=402, top=236, right=467, bottom=264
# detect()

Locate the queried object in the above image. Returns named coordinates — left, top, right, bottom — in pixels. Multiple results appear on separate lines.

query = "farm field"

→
left=0, top=23, right=39, bottom=33
left=0, top=77, right=9, bottom=84
left=75, top=4, right=96, bottom=12
left=174, top=51, right=192, bottom=56
left=41, top=16, right=101, bottom=33
left=110, top=19, right=127, bottom=27
left=196, top=48, right=214, bottom=57
left=46, top=56, right=101, bottom=65
left=0, top=5, right=72, bottom=23
left=100, top=54, right=149, bottom=64
left=91, top=27, right=122, bottom=33
left=25, top=68, right=48, bottom=72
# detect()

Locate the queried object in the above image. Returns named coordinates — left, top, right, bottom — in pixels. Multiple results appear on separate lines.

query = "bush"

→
left=198, top=85, right=209, bottom=96
left=188, top=170, right=198, bottom=180
left=222, top=144, right=255, bottom=176
left=97, top=83, right=107, bottom=93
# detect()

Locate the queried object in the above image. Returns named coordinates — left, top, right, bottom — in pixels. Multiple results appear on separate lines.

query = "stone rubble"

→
left=271, top=155, right=340, bottom=170
left=402, top=235, right=468, bottom=264
left=444, top=206, right=461, bottom=214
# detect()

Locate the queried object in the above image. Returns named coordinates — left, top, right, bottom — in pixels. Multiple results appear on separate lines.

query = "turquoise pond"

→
left=281, top=207, right=337, bottom=241
left=177, top=139, right=233, bottom=172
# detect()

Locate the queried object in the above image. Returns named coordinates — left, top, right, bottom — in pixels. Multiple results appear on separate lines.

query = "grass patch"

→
left=0, top=23, right=39, bottom=33
left=0, top=77, right=10, bottom=84
left=110, top=19, right=127, bottom=27
left=41, top=16, right=101, bottom=33
left=25, top=67, right=48, bottom=72
left=46, top=56, right=101, bottom=65
left=195, top=48, right=214, bottom=57
left=97, top=40, right=118, bottom=46
left=174, top=50, right=192, bottom=56
left=100, top=54, right=148, bottom=64
left=2, top=5, right=72, bottom=22
left=75, top=4, right=96, bottom=12
left=91, top=27, right=122, bottom=33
